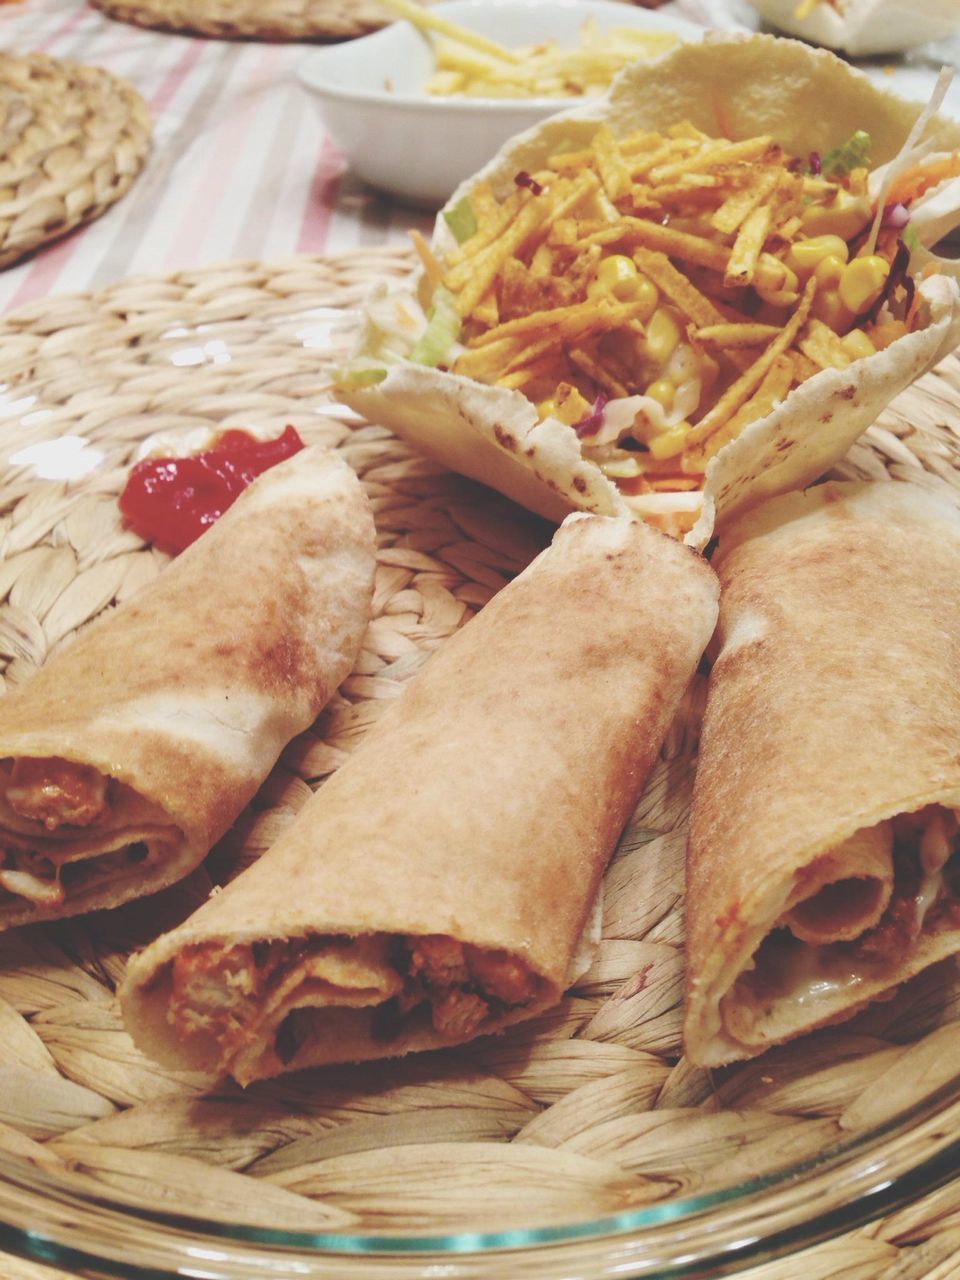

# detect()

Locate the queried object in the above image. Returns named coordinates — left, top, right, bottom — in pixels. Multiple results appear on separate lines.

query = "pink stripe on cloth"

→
left=162, top=44, right=283, bottom=268
left=3, top=218, right=82, bottom=312
left=296, top=135, right=345, bottom=254
left=4, top=37, right=209, bottom=313
left=151, top=35, right=207, bottom=113
left=37, top=6, right=87, bottom=50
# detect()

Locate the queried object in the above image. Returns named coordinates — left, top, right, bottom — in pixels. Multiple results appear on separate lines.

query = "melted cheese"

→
left=0, top=868, right=64, bottom=907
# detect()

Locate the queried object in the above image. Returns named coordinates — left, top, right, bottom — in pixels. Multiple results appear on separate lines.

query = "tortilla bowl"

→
left=338, top=32, right=960, bottom=548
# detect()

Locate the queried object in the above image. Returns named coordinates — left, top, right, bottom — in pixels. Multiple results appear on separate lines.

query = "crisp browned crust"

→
left=0, top=447, right=376, bottom=926
left=684, top=480, right=960, bottom=1066
left=121, top=513, right=719, bottom=1081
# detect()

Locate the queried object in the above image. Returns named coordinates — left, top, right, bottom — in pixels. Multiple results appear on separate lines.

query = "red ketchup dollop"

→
left=119, top=425, right=305, bottom=555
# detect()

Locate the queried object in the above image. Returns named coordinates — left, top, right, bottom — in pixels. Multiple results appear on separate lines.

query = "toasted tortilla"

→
left=340, top=33, right=960, bottom=550
left=0, top=448, right=375, bottom=927
left=684, top=480, right=960, bottom=1067
left=120, top=513, right=719, bottom=1083
left=748, top=0, right=958, bottom=57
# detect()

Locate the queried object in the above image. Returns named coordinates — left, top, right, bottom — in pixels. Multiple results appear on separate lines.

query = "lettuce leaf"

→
left=409, top=287, right=461, bottom=367
left=822, top=130, right=871, bottom=178
left=336, top=364, right=388, bottom=387
left=443, top=196, right=477, bottom=245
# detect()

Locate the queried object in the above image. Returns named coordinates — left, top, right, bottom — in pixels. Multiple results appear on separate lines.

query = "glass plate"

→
left=0, top=254, right=959, bottom=1280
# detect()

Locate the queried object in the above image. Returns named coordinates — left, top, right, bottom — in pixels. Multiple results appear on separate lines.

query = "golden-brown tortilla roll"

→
left=684, top=480, right=960, bottom=1067
left=120, top=513, right=719, bottom=1083
left=0, top=447, right=375, bottom=928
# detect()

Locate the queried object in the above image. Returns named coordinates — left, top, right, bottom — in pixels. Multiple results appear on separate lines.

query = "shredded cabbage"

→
left=443, top=197, right=477, bottom=245
left=822, top=130, right=871, bottom=178
left=408, top=287, right=462, bottom=367
left=337, top=364, right=388, bottom=388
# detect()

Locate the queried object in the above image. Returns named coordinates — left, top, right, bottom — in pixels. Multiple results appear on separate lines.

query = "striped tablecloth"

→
left=0, top=0, right=958, bottom=315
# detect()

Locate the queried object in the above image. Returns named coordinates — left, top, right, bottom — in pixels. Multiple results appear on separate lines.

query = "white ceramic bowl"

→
left=298, top=0, right=701, bottom=208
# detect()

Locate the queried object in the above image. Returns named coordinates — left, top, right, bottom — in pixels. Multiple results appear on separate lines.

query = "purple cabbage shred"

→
left=882, top=202, right=911, bottom=229
left=574, top=394, right=608, bottom=438
left=515, top=171, right=544, bottom=196
left=861, top=237, right=911, bottom=326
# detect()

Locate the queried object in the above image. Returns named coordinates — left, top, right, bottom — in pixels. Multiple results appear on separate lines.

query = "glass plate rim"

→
left=1, top=1059, right=960, bottom=1278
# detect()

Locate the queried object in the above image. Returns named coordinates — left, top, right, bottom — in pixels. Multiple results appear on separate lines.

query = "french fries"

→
left=417, top=117, right=921, bottom=534
left=381, top=0, right=678, bottom=100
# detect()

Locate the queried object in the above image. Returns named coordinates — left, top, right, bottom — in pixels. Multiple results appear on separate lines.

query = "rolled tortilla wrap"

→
left=684, top=479, right=960, bottom=1067
left=0, top=447, right=375, bottom=928
left=120, top=513, right=719, bottom=1083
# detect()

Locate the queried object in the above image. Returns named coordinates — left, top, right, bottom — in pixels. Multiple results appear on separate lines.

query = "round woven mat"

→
left=92, top=0, right=401, bottom=41
left=0, top=248, right=960, bottom=1280
left=0, top=52, right=151, bottom=272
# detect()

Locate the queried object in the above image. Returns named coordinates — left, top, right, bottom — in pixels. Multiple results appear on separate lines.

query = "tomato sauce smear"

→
left=119, top=426, right=305, bottom=555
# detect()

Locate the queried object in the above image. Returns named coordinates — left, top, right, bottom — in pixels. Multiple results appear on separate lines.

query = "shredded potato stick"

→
left=686, top=277, right=817, bottom=447
left=628, top=248, right=728, bottom=329
left=422, top=21, right=678, bottom=99
left=588, top=218, right=731, bottom=273
left=593, top=126, right=631, bottom=203
left=725, top=204, right=773, bottom=287
left=712, top=167, right=780, bottom=235
left=389, top=0, right=679, bottom=100
left=685, top=354, right=796, bottom=468
left=380, top=0, right=522, bottom=63
left=417, top=114, right=931, bottom=530
left=409, top=229, right=444, bottom=290
left=799, top=318, right=854, bottom=370
left=467, top=298, right=608, bottom=348
left=568, top=346, right=631, bottom=397
left=694, top=322, right=783, bottom=347
left=449, top=172, right=599, bottom=313
left=649, top=136, right=774, bottom=184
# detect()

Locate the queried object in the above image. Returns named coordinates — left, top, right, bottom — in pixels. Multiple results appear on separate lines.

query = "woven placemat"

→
left=92, top=0, right=402, bottom=41
left=0, top=247, right=959, bottom=1280
left=0, top=52, right=151, bottom=272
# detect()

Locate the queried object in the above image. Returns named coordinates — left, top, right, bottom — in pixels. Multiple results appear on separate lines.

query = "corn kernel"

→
left=811, top=287, right=855, bottom=333
left=800, top=190, right=872, bottom=240
left=633, top=275, right=660, bottom=323
left=755, top=254, right=800, bottom=306
left=786, top=235, right=850, bottom=279
left=838, top=254, right=890, bottom=316
left=599, top=455, right=643, bottom=479
left=647, top=423, right=691, bottom=460
left=840, top=328, right=877, bottom=360
left=645, top=379, right=675, bottom=410
left=537, top=399, right=557, bottom=422
left=589, top=254, right=640, bottom=302
left=641, top=307, right=680, bottom=365
left=813, top=253, right=847, bottom=290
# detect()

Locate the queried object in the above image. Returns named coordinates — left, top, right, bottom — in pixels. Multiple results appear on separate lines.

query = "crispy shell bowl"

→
left=339, top=32, right=960, bottom=548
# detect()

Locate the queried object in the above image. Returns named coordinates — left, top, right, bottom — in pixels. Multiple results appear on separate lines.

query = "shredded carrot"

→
left=888, top=154, right=960, bottom=208
left=408, top=228, right=444, bottom=290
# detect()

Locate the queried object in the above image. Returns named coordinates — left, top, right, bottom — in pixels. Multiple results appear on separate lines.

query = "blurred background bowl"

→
left=298, top=0, right=700, bottom=209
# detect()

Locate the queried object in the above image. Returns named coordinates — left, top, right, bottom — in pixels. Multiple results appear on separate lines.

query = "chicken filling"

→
left=4, top=757, right=109, bottom=831
left=168, top=932, right=544, bottom=1071
left=724, top=805, right=960, bottom=1036
left=0, top=756, right=164, bottom=908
